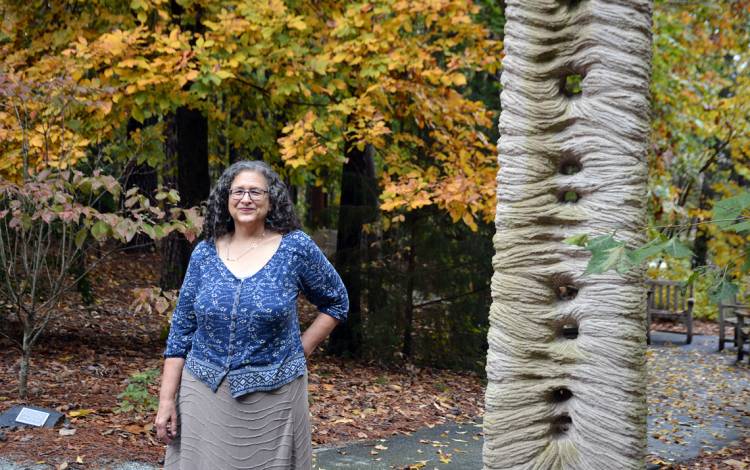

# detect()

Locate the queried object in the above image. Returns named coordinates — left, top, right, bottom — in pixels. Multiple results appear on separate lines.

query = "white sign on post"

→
left=15, top=407, right=50, bottom=427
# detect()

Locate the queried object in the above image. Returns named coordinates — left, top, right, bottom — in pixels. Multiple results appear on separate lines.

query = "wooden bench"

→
left=736, top=309, right=750, bottom=363
left=718, top=295, right=748, bottom=352
left=646, top=280, right=694, bottom=345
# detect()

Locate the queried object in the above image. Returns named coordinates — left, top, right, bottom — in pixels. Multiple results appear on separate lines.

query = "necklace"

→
left=224, top=230, right=266, bottom=262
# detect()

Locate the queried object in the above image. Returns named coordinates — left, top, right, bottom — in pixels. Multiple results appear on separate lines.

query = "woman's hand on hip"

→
left=155, top=399, right=178, bottom=444
left=301, top=313, right=340, bottom=358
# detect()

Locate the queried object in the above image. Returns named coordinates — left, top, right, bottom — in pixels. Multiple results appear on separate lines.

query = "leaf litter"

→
left=0, top=250, right=484, bottom=467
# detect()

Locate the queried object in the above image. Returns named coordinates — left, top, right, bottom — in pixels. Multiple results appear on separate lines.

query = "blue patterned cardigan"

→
left=164, top=230, right=349, bottom=398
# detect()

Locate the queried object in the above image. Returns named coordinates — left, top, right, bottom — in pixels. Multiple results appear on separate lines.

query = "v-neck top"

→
left=164, top=230, right=349, bottom=397
left=215, top=234, right=283, bottom=280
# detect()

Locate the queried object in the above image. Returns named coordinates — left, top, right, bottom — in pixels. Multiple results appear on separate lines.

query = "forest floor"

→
left=0, top=249, right=748, bottom=469
left=0, top=249, right=483, bottom=468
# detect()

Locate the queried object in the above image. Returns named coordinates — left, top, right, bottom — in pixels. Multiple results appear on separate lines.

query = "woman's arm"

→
left=301, top=313, right=339, bottom=357
left=155, top=357, right=184, bottom=444
left=155, top=243, right=205, bottom=443
left=296, top=234, right=349, bottom=357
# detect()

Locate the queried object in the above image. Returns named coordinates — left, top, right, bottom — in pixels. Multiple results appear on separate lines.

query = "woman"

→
left=155, top=160, right=348, bottom=469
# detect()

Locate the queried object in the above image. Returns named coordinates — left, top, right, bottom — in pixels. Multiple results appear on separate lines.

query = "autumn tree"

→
left=275, top=1, right=502, bottom=356
left=2, top=0, right=502, bottom=363
left=647, top=0, right=750, bottom=306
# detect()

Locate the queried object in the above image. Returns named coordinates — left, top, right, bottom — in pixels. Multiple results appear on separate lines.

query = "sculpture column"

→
left=484, top=1, right=652, bottom=468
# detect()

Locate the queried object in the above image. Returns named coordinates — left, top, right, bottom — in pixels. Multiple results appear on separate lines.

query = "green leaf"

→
left=76, top=179, right=93, bottom=195
left=20, top=214, right=32, bottom=231
left=563, top=233, right=588, bottom=247
left=74, top=228, right=87, bottom=249
left=586, top=234, right=622, bottom=252
left=167, top=189, right=180, bottom=204
left=709, top=279, right=739, bottom=305
left=743, top=255, right=750, bottom=273
left=712, top=191, right=750, bottom=230
left=663, top=238, right=693, bottom=259
left=584, top=234, right=627, bottom=275
left=132, top=107, right=145, bottom=124
left=628, top=237, right=670, bottom=264
left=90, top=220, right=109, bottom=241
left=153, top=224, right=166, bottom=239
left=725, top=220, right=750, bottom=233
left=141, top=223, right=156, bottom=239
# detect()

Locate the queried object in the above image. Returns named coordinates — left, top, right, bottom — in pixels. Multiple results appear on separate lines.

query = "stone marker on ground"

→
left=0, top=405, right=63, bottom=429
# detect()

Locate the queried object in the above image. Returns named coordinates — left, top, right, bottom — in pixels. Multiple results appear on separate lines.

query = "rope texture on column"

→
left=484, top=1, right=652, bottom=468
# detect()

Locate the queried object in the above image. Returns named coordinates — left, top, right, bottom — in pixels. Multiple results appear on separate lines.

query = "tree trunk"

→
left=402, top=214, right=416, bottom=359
left=19, top=332, right=31, bottom=399
left=692, top=174, right=713, bottom=268
left=124, top=117, right=159, bottom=252
left=484, top=2, right=652, bottom=469
left=160, top=107, right=209, bottom=289
left=70, top=253, right=94, bottom=305
left=327, top=143, right=378, bottom=357
left=307, top=184, right=328, bottom=229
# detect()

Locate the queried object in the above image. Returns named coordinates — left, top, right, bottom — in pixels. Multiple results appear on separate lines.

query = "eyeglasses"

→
left=229, top=188, right=268, bottom=201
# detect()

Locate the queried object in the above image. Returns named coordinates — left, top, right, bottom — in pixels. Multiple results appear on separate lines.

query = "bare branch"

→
left=412, top=285, right=490, bottom=310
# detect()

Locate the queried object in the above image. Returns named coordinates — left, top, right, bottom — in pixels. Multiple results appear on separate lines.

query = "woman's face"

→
left=227, top=170, right=271, bottom=228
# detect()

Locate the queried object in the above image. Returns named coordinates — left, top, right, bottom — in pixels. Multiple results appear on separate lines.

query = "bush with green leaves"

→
left=116, top=369, right=160, bottom=414
left=0, top=170, right=201, bottom=398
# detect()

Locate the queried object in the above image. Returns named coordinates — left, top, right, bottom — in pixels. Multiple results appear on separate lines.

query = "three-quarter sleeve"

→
left=163, top=242, right=204, bottom=358
left=298, top=237, right=349, bottom=321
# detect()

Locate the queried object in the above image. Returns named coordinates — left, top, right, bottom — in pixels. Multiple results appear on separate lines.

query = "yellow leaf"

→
left=332, top=417, right=354, bottom=424
left=288, top=17, right=307, bottom=30
left=100, top=101, right=113, bottom=115
left=68, top=409, right=96, bottom=417
left=462, top=212, right=478, bottom=231
left=453, top=73, right=467, bottom=86
left=28, top=134, right=44, bottom=148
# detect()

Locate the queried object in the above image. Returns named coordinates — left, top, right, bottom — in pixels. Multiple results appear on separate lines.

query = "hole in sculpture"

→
left=548, top=387, right=573, bottom=403
left=565, top=0, right=584, bottom=11
left=556, top=285, right=579, bottom=300
left=558, top=321, right=579, bottom=340
left=551, top=275, right=579, bottom=301
left=551, top=414, right=573, bottom=436
left=559, top=190, right=580, bottom=203
left=559, top=159, right=582, bottom=175
left=561, top=74, right=583, bottom=97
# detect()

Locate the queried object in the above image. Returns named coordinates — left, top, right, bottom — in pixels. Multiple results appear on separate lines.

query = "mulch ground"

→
left=0, top=249, right=484, bottom=468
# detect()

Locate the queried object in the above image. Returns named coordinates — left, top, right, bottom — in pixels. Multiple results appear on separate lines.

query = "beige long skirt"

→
left=164, top=369, right=312, bottom=470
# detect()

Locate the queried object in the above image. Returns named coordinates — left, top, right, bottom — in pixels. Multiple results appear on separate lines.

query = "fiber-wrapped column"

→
left=483, top=1, right=652, bottom=469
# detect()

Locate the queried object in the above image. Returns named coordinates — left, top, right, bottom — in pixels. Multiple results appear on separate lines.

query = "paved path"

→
left=313, top=420, right=483, bottom=469
left=2, top=332, right=749, bottom=469
left=312, top=332, right=750, bottom=469
left=645, top=332, right=750, bottom=467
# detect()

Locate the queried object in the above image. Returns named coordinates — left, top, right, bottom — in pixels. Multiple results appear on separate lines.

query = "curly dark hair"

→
left=202, top=160, right=301, bottom=241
